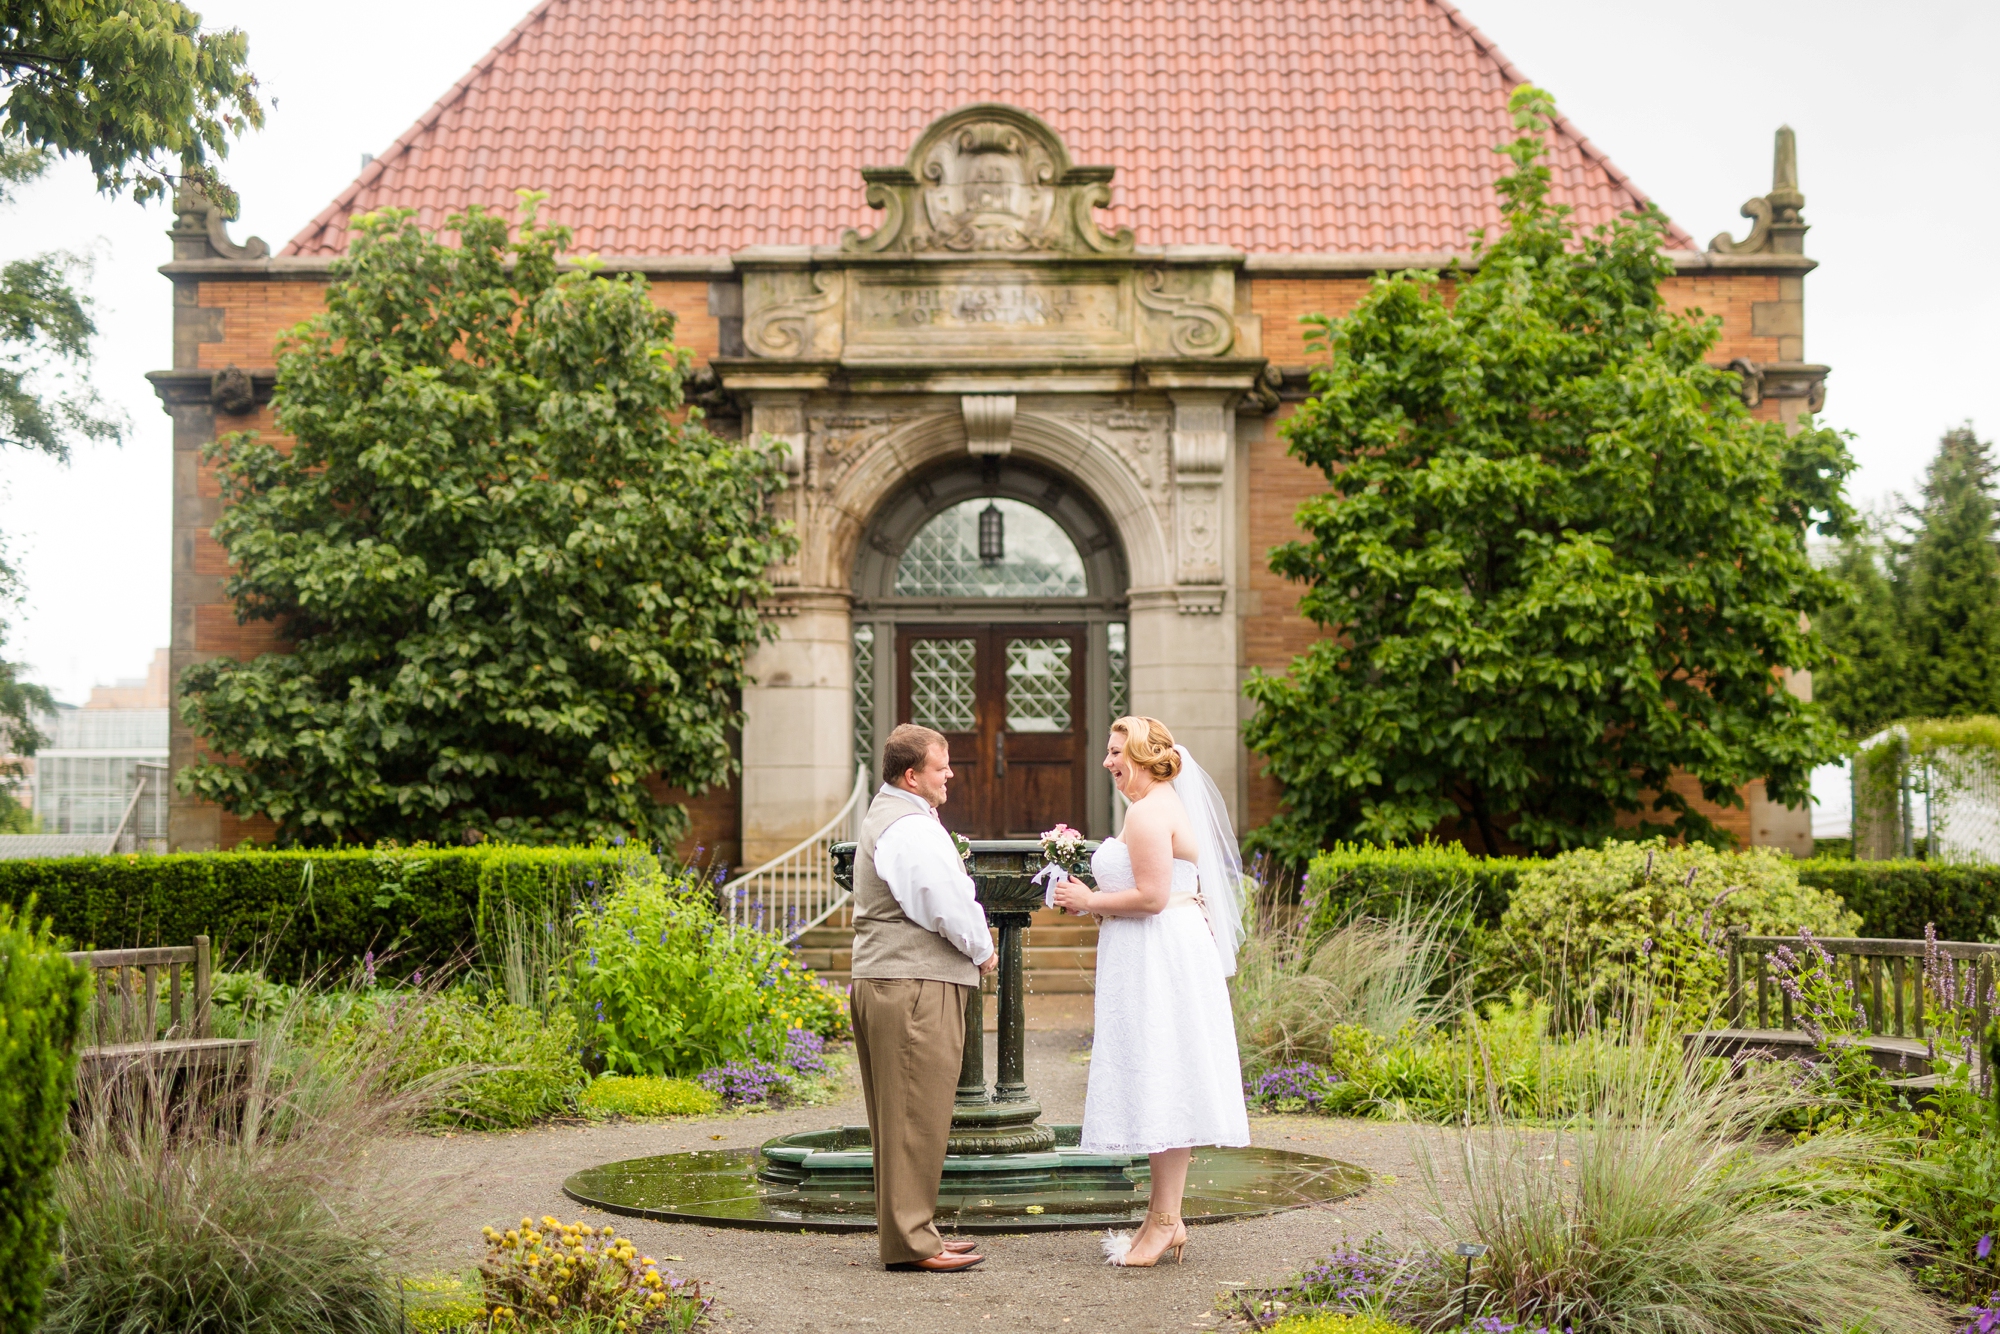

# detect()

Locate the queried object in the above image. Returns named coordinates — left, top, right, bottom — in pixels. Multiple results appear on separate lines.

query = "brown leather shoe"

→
left=941, top=1239, right=978, bottom=1255
left=887, top=1251, right=985, bottom=1272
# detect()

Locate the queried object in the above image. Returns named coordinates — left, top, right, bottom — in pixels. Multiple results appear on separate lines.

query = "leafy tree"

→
left=177, top=199, right=795, bottom=847
left=1244, top=86, right=1854, bottom=861
left=1811, top=518, right=1906, bottom=738
left=1, top=0, right=261, bottom=207
left=0, top=560, right=51, bottom=833
left=1901, top=425, right=2000, bottom=719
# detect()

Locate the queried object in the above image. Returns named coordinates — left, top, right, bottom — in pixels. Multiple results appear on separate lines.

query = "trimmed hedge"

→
left=1303, top=845, right=2000, bottom=943
left=1794, top=859, right=2000, bottom=943
left=0, top=900, right=90, bottom=1331
left=0, top=846, right=658, bottom=979
left=1303, top=842, right=1522, bottom=929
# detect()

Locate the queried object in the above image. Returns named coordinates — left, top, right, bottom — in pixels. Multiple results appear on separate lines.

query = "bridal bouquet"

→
left=1036, top=823, right=1088, bottom=911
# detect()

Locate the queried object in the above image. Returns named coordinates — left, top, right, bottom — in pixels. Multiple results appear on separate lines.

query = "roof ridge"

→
left=1424, top=0, right=1683, bottom=239
left=280, top=0, right=569, bottom=256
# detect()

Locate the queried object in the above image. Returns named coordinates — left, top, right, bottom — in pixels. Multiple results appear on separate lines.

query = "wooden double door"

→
left=896, top=623, right=1089, bottom=839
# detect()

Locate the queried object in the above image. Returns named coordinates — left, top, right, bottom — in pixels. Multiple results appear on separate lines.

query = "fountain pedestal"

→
left=560, top=839, right=1368, bottom=1233
left=932, top=841, right=1060, bottom=1154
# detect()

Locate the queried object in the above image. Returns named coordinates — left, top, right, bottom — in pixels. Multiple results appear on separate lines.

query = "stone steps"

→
left=793, top=905, right=1096, bottom=995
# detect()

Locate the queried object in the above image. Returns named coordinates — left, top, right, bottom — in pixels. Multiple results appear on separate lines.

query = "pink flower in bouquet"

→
left=1039, top=824, right=1088, bottom=913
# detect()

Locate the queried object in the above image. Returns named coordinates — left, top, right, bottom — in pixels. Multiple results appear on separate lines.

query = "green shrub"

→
left=573, top=869, right=826, bottom=1075
left=0, top=845, right=655, bottom=980
left=1303, top=844, right=1999, bottom=954
left=0, top=901, right=90, bottom=1331
left=1304, top=842, right=1520, bottom=930
left=580, top=1075, right=719, bottom=1119
left=1493, top=838, right=1859, bottom=1017
left=1260, top=996, right=1662, bottom=1123
left=356, top=992, right=586, bottom=1128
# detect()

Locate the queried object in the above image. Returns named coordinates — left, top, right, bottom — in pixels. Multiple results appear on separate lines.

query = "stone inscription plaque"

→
left=850, top=274, right=1128, bottom=350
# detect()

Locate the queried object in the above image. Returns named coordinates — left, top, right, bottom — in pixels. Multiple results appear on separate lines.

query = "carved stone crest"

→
left=842, top=104, right=1134, bottom=256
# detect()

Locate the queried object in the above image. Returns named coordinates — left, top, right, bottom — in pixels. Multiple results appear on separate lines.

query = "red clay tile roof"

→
left=285, top=0, right=1693, bottom=258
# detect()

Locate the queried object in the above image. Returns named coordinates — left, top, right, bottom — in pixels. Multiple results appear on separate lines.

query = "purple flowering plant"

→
left=1275, top=1233, right=1443, bottom=1319
left=697, top=1059, right=794, bottom=1107
left=1247, top=1062, right=1335, bottom=1111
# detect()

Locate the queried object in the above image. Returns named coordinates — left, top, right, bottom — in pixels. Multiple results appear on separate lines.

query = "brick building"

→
left=152, top=0, right=1828, bottom=862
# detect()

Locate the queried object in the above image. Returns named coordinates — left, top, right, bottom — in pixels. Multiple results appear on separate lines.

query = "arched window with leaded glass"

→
left=850, top=461, right=1129, bottom=837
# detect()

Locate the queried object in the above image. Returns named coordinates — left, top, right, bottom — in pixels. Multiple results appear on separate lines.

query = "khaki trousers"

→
left=850, top=977, right=969, bottom=1265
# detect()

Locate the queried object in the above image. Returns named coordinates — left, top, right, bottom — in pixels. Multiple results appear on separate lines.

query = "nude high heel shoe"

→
left=1103, top=1212, right=1188, bottom=1267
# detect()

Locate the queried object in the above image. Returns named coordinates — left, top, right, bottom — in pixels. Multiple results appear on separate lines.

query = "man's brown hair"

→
left=883, top=723, right=948, bottom=786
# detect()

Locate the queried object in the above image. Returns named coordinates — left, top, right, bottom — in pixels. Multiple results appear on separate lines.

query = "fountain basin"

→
left=562, top=1126, right=1369, bottom=1234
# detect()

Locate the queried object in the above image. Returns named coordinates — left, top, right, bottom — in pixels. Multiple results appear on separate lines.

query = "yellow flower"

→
left=520, top=1217, right=534, bottom=1229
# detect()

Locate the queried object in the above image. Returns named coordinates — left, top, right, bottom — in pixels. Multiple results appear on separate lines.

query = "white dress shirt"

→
left=872, top=785, right=994, bottom=967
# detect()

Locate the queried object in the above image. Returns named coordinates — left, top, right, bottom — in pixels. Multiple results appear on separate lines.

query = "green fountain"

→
left=562, top=842, right=1367, bottom=1233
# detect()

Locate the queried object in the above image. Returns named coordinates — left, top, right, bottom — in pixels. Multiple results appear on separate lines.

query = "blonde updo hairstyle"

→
left=1111, top=716, right=1182, bottom=783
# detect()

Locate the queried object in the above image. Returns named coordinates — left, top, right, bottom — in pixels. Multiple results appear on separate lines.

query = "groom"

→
left=850, top=723, right=998, bottom=1272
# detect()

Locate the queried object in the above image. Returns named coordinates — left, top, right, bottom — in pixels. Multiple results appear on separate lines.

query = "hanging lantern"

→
left=979, top=501, right=1005, bottom=565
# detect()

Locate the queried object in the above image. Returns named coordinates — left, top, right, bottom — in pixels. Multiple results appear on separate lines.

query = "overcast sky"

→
left=1, top=0, right=1994, bottom=705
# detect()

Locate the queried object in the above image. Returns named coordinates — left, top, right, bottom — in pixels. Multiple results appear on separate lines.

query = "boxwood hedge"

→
left=1303, top=845, right=1999, bottom=943
left=0, top=846, right=659, bottom=979
left=0, top=900, right=90, bottom=1330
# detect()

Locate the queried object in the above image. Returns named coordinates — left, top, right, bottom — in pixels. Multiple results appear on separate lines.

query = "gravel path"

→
left=379, top=1002, right=1451, bottom=1334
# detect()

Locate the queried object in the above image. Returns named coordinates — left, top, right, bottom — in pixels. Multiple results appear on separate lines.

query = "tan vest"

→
left=849, top=789, right=982, bottom=986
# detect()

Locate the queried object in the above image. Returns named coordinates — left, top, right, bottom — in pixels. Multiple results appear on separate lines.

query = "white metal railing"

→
left=720, top=764, right=869, bottom=941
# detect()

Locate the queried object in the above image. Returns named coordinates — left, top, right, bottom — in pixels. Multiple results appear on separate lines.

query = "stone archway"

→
left=852, top=454, right=1130, bottom=837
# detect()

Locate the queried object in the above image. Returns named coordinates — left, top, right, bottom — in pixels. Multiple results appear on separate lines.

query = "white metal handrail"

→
left=719, top=764, right=869, bottom=942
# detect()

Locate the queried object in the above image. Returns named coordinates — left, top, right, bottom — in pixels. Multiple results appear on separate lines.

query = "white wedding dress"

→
left=1079, top=837, right=1251, bottom=1154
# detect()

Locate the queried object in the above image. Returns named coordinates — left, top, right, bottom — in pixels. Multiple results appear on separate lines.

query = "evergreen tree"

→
left=1813, top=519, right=1906, bottom=738
left=1902, top=425, right=2000, bottom=718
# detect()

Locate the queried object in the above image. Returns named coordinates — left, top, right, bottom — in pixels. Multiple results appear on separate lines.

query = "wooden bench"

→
left=1683, top=933, right=2000, bottom=1088
left=65, top=936, right=256, bottom=1090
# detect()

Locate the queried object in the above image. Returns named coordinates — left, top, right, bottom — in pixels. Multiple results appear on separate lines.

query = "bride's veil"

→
left=1171, top=744, right=1246, bottom=976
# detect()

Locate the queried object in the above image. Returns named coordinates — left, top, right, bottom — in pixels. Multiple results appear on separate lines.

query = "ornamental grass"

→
left=1230, top=893, right=1464, bottom=1073
left=1408, top=1022, right=1948, bottom=1334
left=42, top=987, right=455, bottom=1334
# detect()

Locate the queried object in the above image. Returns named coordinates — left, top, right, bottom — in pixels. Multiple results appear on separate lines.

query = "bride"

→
left=1050, top=715, right=1250, bottom=1267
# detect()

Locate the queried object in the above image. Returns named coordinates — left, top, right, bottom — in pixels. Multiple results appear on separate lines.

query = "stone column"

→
left=1126, top=389, right=1243, bottom=826
left=738, top=388, right=856, bottom=864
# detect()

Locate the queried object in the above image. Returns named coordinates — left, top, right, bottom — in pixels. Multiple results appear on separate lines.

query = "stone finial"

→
left=1767, top=125, right=1804, bottom=223
left=1709, top=125, right=1807, bottom=255
left=170, top=180, right=269, bottom=262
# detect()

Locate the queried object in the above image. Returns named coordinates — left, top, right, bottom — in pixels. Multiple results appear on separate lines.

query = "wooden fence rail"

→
left=1728, top=933, right=2000, bottom=1043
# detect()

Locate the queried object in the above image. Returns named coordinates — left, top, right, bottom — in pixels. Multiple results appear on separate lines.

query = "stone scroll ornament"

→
left=841, top=104, right=1135, bottom=256
left=1136, top=270, right=1236, bottom=357
left=1709, top=125, right=1805, bottom=255
left=743, top=271, right=842, bottom=358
